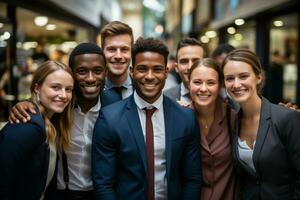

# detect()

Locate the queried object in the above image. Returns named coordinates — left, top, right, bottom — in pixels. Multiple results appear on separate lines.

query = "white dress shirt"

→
left=57, top=98, right=101, bottom=191
left=238, top=137, right=256, bottom=172
left=179, top=83, right=191, bottom=104
left=134, top=91, right=167, bottom=200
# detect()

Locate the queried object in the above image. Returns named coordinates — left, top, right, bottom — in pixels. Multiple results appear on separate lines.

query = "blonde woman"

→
left=0, top=61, right=74, bottom=199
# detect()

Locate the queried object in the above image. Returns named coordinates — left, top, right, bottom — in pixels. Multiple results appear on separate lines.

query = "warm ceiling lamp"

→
left=34, top=16, right=48, bottom=26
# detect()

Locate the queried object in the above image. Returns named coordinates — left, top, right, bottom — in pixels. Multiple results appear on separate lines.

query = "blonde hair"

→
left=30, top=61, right=74, bottom=152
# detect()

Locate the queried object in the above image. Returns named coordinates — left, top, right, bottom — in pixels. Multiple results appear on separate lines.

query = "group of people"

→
left=0, top=20, right=299, bottom=200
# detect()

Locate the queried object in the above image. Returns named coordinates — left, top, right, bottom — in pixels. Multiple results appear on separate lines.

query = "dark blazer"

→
left=232, top=97, right=300, bottom=200
left=0, top=112, right=56, bottom=200
left=92, top=95, right=202, bottom=200
left=163, top=84, right=181, bottom=101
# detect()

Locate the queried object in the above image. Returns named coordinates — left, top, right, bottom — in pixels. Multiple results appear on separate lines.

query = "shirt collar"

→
left=134, top=91, right=163, bottom=110
left=105, top=73, right=132, bottom=90
left=75, top=97, right=101, bottom=113
left=180, top=83, right=189, bottom=97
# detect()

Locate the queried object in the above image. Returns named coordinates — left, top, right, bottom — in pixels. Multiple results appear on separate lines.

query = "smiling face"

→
left=103, top=34, right=132, bottom=78
left=34, top=69, right=73, bottom=117
left=189, top=65, right=220, bottom=108
left=223, top=60, right=262, bottom=105
left=73, top=54, right=106, bottom=101
left=176, top=45, right=204, bottom=88
left=131, top=51, right=168, bottom=104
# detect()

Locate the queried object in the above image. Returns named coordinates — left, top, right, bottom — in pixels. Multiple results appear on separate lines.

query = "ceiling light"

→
left=273, top=20, right=283, bottom=27
left=234, top=33, right=243, bottom=41
left=227, top=27, right=236, bottom=34
left=200, top=36, right=209, bottom=43
left=2, top=31, right=11, bottom=40
left=34, top=16, right=48, bottom=26
left=205, top=31, right=217, bottom=38
left=235, top=18, right=245, bottom=26
left=46, top=24, right=56, bottom=30
left=155, top=25, right=164, bottom=34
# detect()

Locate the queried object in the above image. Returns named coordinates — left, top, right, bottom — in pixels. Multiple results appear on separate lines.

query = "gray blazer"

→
left=233, top=97, right=300, bottom=200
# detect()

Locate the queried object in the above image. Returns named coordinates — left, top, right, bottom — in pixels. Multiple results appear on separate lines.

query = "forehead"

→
left=103, top=34, right=132, bottom=47
left=135, top=52, right=165, bottom=66
left=223, top=60, right=253, bottom=74
left=191, top=66, right=219, bottom=79
left=44, top=69, right=73, bottom=84
left=74, top=54, right=105, bottom=67
left=177, top=45, right=204, bottom=59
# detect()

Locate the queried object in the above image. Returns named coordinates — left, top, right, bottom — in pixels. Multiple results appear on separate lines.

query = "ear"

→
left=130, top=66, right=134, bottom=77
left=34, top=83, right=40, bottom=95
left=257, top=74, right=263, bottom=85
left=174, top=62, right=179, bottom=73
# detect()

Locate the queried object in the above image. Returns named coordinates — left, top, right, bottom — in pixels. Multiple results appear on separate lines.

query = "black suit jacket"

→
left=0, top=113, right=56, bottom=200
left=92, top=95, right=202, bottom=200
left=233, top=97, right=300, bottom=200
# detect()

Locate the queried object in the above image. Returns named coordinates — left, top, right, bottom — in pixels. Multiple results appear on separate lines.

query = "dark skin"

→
left=8, top=53, right=106, bottom=123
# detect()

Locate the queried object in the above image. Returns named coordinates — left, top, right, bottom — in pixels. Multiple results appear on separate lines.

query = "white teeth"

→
left=84, top=86, right=98, bottom=93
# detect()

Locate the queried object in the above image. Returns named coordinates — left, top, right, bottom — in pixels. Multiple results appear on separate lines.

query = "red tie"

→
left=144, top=108, right=156, bottom=200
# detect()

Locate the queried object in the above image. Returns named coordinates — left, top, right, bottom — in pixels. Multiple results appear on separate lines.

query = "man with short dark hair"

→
left=92, top=37, right=202, bottom=200
left=164, top=38, right=205, bottom=104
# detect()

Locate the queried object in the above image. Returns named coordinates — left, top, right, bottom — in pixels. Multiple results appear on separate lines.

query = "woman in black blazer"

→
left=0, top=61, right=74, bottom=199
left=222, top=49, right=300, bottom=200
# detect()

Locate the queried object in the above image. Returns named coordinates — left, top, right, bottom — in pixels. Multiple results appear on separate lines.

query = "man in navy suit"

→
left=92, top=37, right=202, bottom=200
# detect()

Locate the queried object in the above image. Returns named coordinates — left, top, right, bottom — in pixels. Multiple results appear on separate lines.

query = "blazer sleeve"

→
left=92, top=111, right=118, bottom=200
left=0, top=121, right=44, bottom=198
left=181, top=111, right=202, bottom=199
left=279, top=110, right=300, bottom=199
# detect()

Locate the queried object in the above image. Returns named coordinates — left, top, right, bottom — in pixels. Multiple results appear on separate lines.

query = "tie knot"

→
left=144, top=107, right=156, bottom=118
left=113, top=86, right=124, bottom=94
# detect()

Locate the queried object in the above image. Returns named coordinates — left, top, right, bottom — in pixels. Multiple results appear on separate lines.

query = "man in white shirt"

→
left=92, top=37, right=202, bottom=200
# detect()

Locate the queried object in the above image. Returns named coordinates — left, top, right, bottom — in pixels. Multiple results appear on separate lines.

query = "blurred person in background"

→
left=211, top=44, right=238, bottom=110
left=164, top=37, right=205, bottom=105
left=188, top=58, right=240, bottom=200
left=0, top=61, right=74, bottom=199
left=222, top=49, right=300, bottom=199
left=163, top=55, right=180, bottom=91
left=211, top=43, right=235, bottom=65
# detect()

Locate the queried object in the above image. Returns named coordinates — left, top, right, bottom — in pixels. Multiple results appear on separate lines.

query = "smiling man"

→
left=92, top=37, right=202, bottom=200
left=164, top=38, right=205, bottom=104
left=100, top=21, right=134, bottom=106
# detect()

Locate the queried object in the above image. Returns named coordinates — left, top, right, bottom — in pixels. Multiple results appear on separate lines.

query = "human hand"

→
left=8, top=101, right=36, bottom=123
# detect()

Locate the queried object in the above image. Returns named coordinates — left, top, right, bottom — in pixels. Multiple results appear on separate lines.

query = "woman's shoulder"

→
left=0, top=112, right=45, bottom=143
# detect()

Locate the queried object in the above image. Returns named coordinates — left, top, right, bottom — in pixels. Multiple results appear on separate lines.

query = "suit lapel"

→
left=163, top=97, right=174, bottom=179
left=252, top=97, right=271, bottom=173
left=125, top=96, right=148, bottom=173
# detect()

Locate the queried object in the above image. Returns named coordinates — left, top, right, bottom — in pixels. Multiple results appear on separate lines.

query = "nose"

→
left=115, top=48, right=122, bottom=58
left=86, top=71, right=96, bottom=82
left=59, top=89, right=67, bottom=99
left=200, top=83, right=208, bottom=92
left=188, top=60, right=193, bottom=69
left=233, top=77, right=241, bottom=88
left=145, top=70, right=154, bottom=80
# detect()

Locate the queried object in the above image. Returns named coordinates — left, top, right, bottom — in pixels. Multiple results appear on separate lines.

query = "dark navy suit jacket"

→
left=233, top=97, right=300, bottom=200
left=92, top=95, right=202, bottom=200
left=0, top=112, right=56, bottom=200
